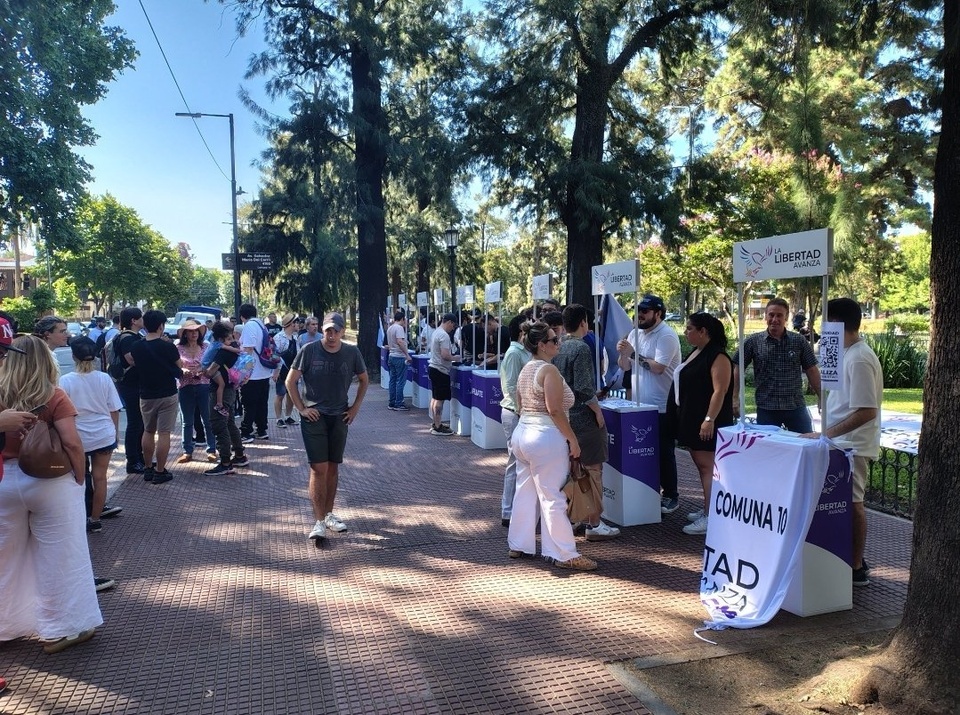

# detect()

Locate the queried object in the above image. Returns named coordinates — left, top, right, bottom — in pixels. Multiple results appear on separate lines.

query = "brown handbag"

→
left=18, top=410, right=72, bottom=478
left=563, top=457, right=599, bottom=523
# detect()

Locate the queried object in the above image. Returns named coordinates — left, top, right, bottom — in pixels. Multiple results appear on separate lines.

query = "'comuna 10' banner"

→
left=699, top=426, right=830, bottom=631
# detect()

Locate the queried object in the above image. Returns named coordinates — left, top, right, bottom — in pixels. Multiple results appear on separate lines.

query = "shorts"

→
left=85, top=442, right=117, bottom=458
left=301, top=413, right=349, bottom=464
left=141, top=394, right=180, bottom=434
left=276, top=366, right=289, bottom=396
left=429, top=367, right=452, bottom=401
left=852, top=454, right=870, bottom=503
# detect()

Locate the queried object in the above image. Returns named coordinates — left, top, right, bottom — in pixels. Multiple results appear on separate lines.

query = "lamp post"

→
left=444, top=227, right=460, bottom=314
left=175, top=111, right=243, bottom=319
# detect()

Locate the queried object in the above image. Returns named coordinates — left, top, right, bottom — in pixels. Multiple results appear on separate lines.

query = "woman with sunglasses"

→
left=507, top=321, right=597, bottom=571
left=0, top=334, right=102, bottom=654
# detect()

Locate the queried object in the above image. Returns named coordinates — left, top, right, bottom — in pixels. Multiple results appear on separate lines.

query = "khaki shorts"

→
left=141, top=394, right=180, bottom=434
left=852, top=454, right=870, bottom=503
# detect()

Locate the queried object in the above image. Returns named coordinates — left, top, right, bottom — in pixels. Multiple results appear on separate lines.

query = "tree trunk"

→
left=350, top=23, right=388, bottom=377
left=565, top=67, right=610, bottom=308
left=852, top=5, right=960, bottom=713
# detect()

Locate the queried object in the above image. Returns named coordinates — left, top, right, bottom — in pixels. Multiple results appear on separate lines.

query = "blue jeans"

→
left=388, top=356, right=408, bottom=408
left=179, top=383, right=216, bottom=454
left=757, top=406, right=813, bottom=433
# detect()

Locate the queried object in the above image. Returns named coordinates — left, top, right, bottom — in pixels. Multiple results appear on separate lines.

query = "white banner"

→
left=485, top=280, right=503, bottom=303
left=457, top=285, right=475, bottom=305
left=733, top=229, right=833, bottom=283
left=700, top=426, right=829, bottom=630
left=416, top=291, right=428, bottom=308
left=592, top=259, right=639, bottom=295
left=398, top=293, right=407, bottom=308
left=532, top=273, right=553, bottom=300
left=433, top=288, right=445, bottom=305
left=818, top=322, right=845, bottom=391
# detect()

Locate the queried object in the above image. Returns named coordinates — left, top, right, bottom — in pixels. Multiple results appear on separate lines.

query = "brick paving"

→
left=0, top=385, right=910, bottom=714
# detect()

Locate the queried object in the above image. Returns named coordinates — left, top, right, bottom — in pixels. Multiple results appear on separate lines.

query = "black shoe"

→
left=501, top=518, right=510, bottom=528
left=204, top=463, right=235, bottom=476
left=277, top=419, right=287, bottom=428
left=231, top=456, right=249, bottom=468
left=143, top=466, right=155, bottom=482
left=86, top=520, right=102, bottom=533
left=94, top=577, right=115, bottom=592
left=284, top=417, right=298, bottom=425
left=254, top=433, right=269, bottom=440
left=100, top=505, right=122, bottom=519
left=853, top=560, right=871, bottom=587
left=241, top=435, right=254, bottom=444
left=151, top=470, right=173, bottom=485
left=127, top=463, right=145, bottom=475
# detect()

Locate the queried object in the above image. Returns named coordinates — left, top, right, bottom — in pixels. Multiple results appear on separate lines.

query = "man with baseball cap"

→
left=285, top=312, right=369, bottom=544
left=0, top=316, right=26, bottom=355
left=616, top=294, right=682, bottom=514
left=427, top=313, right=460, bottom=435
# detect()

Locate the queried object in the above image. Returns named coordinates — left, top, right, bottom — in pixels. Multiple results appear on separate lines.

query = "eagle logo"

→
left=631, top=425, right=652, bottom=443
left=739, top=245, right=773, bottom=278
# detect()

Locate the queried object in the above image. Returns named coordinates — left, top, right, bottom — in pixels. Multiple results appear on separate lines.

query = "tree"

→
left=881, top=231, right=931, bottom=313
left=0, top=0, right=135, bottom=247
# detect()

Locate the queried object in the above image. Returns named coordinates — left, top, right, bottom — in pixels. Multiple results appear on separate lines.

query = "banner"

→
left=457, top=285, right=475, bottom=305
left=485, top=280, right=503, bottom=303
left=597, top=295, right=635, bottom=386
left=433, top=288, right=445, bottom=305
left=532, top=273, right=553, bottom=300
left=416, top=291, right=429, bottom=308
left=592, top=259, right=639, bottom=295
left=699, top=426, right=829, bottom=630
left=398, top=293, right=407, bottom=308
left=732, top=228, right=833, bottom=282
left=818, top=321, right=845, bottom=391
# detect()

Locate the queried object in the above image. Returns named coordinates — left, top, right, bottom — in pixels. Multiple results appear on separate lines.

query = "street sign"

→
left=223, top=253, right=274, bottom=271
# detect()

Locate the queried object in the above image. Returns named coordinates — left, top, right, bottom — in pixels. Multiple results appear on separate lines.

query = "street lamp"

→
left=175, top=111, right=243, bottom=319
left=444, top=227, right=460, bottom=314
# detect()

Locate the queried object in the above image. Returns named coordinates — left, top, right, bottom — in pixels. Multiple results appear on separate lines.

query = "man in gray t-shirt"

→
left=286, top=312, right=368, bottom=545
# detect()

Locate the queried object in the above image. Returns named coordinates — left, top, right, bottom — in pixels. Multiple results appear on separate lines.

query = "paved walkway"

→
left=0, top=385, right=911, bottom=714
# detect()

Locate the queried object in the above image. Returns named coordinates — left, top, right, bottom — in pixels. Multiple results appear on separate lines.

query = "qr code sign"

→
left=820, top=333, right=840, bottom=371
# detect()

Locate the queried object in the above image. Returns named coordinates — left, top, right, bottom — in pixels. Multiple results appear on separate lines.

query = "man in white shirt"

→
left=616, top=294, right=682, bottom=514
left=802, top=297, right=882, bottom=587
left=238, top=304, right=275, bottom=442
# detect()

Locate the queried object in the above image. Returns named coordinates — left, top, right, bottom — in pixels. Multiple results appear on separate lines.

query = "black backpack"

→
left=279, top=335, right=298, bottom=368
left=106, top=331, right=138, bottom=381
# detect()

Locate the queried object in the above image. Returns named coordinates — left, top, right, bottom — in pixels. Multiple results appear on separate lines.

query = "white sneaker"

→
left=585, top=521, right=621, bottom=541
left=686, top=508, right=705, bottom=523
left=308, top=520, right=326, bottom=540
left=683, top=514, right=709, bottom=535
left=324, top=512, right=348, bottom=532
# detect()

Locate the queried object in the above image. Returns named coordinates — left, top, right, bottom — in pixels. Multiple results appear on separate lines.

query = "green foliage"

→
left=881, top=232, right=931, bottom=312
left=864, top=331, right=927, bottom=388
left=0, top=1, right=135, bottom=247
left=0, top=297, right=37, bottom=332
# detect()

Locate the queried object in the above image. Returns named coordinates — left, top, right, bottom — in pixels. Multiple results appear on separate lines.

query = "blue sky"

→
left=79, top=0, right=276, bottom=270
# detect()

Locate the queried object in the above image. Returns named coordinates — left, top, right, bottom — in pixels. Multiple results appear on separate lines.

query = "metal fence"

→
left=866, top=447, right=917, bottom=519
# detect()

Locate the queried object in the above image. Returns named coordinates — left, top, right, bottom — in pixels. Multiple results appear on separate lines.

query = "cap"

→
left=70, top=336, right=99, bottom=362
left=176, top=318, right=207, bottom=340
left=281, top=312, right=297, bottom=328
left=321, top=312, right=345, bottom=332
left=0, top=317, right=26, bottom=354
left=638, top=294, right=665, bottom=313
left=440, top=313, right=457, bottom=325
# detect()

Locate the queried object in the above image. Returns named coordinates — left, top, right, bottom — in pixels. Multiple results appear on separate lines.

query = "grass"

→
left=740, top=387, right=923, bottom=416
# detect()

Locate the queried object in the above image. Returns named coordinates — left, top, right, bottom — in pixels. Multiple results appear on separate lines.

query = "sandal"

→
left=554, top=555, right=598, bottom=571
left=42, top=629, right=96, bottom=654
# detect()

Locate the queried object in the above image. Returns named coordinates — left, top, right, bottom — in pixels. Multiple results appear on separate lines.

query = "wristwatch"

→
left=703, top=416, right=713, bottom=423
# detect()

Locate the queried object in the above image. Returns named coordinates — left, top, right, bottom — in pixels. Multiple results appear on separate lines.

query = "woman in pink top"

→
left=176, top=320, right=217, bottom=463
left=507, top=321, right=597, bottom=571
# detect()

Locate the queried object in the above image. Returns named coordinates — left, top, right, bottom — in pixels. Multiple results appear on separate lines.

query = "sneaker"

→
left=151, top=470, right=173, bottom=485
left=585, top=521, right=621, bottom=541
left=86, top=519, right=102, bottom=533
left=143, top=466, right=155, bottom=482
left=42, top=628, right=96, bottom=654
left=555, top=555, right=598, bottom=571
left=231, top=455, right=249, bottom=468
left=853, top=560, right=871, bottom=587
left=277, top=418, right=287, bottom=428
left=507, top=549, right=526, bottom=559
left=100, top=505, right=122, bottom=519
left=94, top=577, right=115, bottom=592
left=284, top=417, right=298, bottom=426
left=308, top=520, right=326, bottom=541
left=254, top=433, right=269, bottom=440
left=430, top=426, right=454, bottom=436
left=324, top=512, right=348, bottom=532
left=660, top=496, right=679, bottom=514
left=387, top=405, right=398, bottom=411
left=501, top=518, right=510, bottom=528
left=394, top=404, right=410, bottom=412
left=241, top=435, right=255, bottom=444
left=204, top=463, right=235, bottom=476
left=175, top=453, right=192, bottom=464
left=687, top=507, right=705, bottom=523
left=682, top=514, right=709, bottom=535
left=127, top=462, right=145, bottom=475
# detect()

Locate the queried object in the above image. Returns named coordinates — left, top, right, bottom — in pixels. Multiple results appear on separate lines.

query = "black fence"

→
left=866, top=447, right=917, bottom=519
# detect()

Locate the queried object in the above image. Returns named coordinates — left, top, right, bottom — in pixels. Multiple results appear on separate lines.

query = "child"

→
left=202, top=322, right=241, bottom=416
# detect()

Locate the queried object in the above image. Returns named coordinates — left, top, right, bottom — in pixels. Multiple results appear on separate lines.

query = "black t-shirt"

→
left=131, top=338, right=181, bottom=399
left=461, top=323, right=485, bottom=363
left=117, top=331, right=142, bottom=387
left=212, top=347, right=239, bottom=384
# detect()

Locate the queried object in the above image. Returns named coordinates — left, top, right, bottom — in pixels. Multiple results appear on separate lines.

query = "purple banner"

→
left=454, top=366, right=473, bottom=408
left=414, top=355, right=431, bottom=388
left=471, top=370, right=503, bottom=423
left=602, top=405, right=659, bottom=490
left=380, top=346, right=388, bottom=371
left=805, top=448, right=853, bottom=564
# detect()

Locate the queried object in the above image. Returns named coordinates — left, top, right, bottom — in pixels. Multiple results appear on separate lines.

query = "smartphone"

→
left=29, top=405, right=47, bottom=415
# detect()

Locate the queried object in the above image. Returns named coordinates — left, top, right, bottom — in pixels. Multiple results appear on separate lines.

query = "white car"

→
left=66, top=322, right=86, bottom=338
left=54, top=346, right=75, bottom=376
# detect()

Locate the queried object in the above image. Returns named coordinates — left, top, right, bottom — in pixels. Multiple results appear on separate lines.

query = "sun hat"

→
left=0, top=317, right=26, bottom=354
left=281, top=312, right=297, bottom=328
left=176, top=318, right=207, bottom=340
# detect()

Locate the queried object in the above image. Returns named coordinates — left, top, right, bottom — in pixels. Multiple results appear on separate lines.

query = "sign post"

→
left=471, top=280, right=507, bottom=450
left=532, top=273, right=553, bottom=318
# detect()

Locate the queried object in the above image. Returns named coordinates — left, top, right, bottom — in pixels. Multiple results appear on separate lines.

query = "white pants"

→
left=507, top=420, right=579, bottom=562
left=0, top=461, right=102, bottom=640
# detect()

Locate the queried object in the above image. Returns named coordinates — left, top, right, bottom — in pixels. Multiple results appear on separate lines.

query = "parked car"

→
left=66, top=321, right=86, bottom=338
left=54, top=346, right=75, bottom=376
left=664, top=312, right=683, bottom=322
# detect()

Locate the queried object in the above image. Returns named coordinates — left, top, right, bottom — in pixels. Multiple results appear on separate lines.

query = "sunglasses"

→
left=540, top=336, right=560, bottom=346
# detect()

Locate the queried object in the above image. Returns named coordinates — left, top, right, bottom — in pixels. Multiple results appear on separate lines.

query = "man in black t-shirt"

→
left=203, top=321, right=247, bottom=475
left=130, top=310, right=182, bottom=484
left=116, top=307, right=145, bottom=474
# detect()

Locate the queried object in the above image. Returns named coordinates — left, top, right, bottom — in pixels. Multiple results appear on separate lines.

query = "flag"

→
left=597, top=294, right=634, bottom=386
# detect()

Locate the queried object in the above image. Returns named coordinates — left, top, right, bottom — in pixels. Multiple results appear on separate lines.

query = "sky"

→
left=79, top=0, right=277, bottom=271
